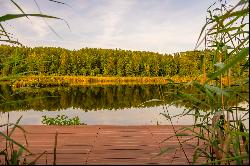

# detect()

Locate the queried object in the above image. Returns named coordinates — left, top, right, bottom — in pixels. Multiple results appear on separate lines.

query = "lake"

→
left=0, top=83, right=248, bottom=126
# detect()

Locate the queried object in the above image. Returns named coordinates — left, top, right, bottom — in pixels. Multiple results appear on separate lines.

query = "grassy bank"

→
left=3, top=75, right=202, bottom=88
left=1, top=75, right=235, bottom=88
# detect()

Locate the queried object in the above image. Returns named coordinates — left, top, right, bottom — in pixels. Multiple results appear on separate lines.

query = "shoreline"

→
left=1, top=75, right=200, bottom=88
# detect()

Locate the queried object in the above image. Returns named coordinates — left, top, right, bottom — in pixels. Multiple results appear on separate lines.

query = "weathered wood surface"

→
left=0, top=125, right=204, bottom=165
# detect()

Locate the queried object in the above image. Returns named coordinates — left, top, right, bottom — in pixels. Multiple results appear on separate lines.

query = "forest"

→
left=0, top=44, right=246, bottom=79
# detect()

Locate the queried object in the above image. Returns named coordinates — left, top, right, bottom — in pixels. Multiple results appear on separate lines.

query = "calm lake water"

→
left=0, top=83, right=248, bottom=126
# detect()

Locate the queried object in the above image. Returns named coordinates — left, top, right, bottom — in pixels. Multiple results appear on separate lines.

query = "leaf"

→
left=0, top=14, right=61, bottom=22
left=195, top=1, right=248, bottom=49
left=160, top=113, right=171, bottom=120
left=11, top=150, right=19, bottom=165
left=238, top=0, right=248, bottom=5
left=195, top=123, right=207, bottom=128
left=192, top=148, right=201, bottom=164
left=144, top=99, right=164, bottom=103
left=178, top=93, right=210, bottom=107
left=214, top=62, right=225, bottom=69
left=222, top=8, right=249, bottom=20
left=0, top=131, right=30, bottom=153
left=195, top=21, right=209, bottom=49
left=204, top=84, right=230, bottom=97
left=28, top=151, right=47, bottom=165
left=0, top=23, right=11, bottom=41
left=208, top=27, right=241, bottom=35
left=9, top=116, right=23, bottom=136
left=9, top=124, right=29, bottom=146
left=10, top=0, right=30, bottom=20
left=203, top=85, right=216, bottom=102
left=200, top=155, right=249, bottom=165
left=175, top=133, right=190, bottom=137
left=160, top=135, right=175, bottom=143
left=157, top=146, right=176, bottom=156
left=48, top=0, right=71, bottom=7
left=206, top=47, right=249, bottom=82
left=33, top=0, right=71, bottom=36
left=17, top=148, right=24, bottom=159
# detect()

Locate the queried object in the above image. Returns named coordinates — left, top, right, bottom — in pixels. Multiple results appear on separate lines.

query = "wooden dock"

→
left=0, top=125, right=204, bottom=165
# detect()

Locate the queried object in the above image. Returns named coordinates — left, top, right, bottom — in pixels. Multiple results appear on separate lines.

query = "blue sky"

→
left=0, top=0, right=235, bottom=53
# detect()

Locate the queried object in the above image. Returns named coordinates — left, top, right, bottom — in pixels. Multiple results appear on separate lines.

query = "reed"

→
left=9, top=75, right=203, bottom=88
left=160, top=0, right=249, bottom=164
left=0, top=116, right=48, bottom=165
left=0, top=1, right=67, bottom=165
left=53, top=130, right=58, bottom=165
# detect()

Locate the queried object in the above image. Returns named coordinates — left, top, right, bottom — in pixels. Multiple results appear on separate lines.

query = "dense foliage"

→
left=0, top=45, right=245, bottom=78
left=41, top=115, right=84, bottom=125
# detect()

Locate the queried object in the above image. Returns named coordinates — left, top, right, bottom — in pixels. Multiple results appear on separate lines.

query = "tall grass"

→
left=9, top=75, right=200, bottom=88
left=0, top=0, right=69, bottom=46
left=0, top=116, right=48, bottom=165
left=161, top=0, right=249, bottom=164
left=0, top=1, right=65, bottom=164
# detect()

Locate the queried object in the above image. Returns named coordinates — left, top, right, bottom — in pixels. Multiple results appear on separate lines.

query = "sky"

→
left=0, top=0, right=235, bottom=54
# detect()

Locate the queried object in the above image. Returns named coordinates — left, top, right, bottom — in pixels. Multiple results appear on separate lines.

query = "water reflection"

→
left=0, top=83, right=248, bottom=125
left=0, top=106, right=196, bottom=125
left=0, top=84, right=182, bottom=112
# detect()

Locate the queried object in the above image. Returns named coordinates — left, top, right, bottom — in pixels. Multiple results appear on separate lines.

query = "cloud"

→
left=1, top=0, right=219, bottom=54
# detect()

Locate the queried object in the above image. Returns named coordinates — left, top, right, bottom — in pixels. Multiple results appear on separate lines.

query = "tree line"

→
left=0, top=44, right=245, bottom=78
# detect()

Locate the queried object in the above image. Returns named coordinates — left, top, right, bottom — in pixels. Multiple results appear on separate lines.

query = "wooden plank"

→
left=0, top=125, right=204, bottom=165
